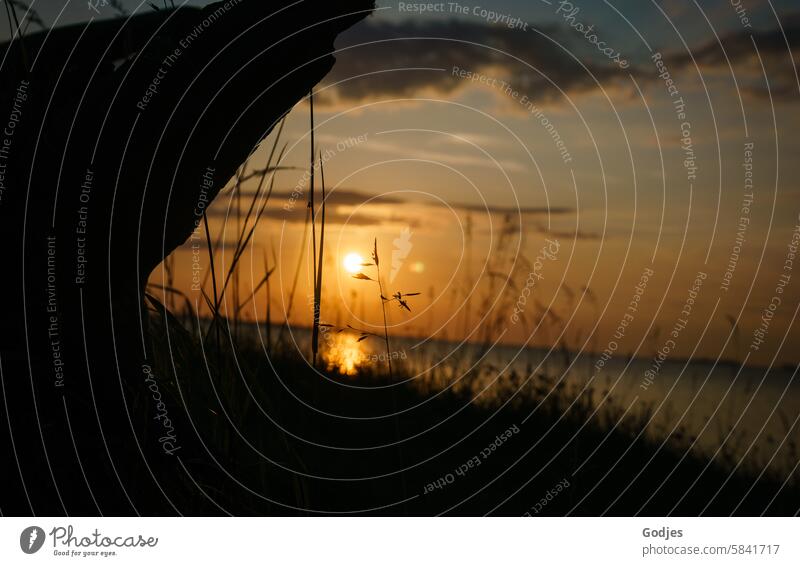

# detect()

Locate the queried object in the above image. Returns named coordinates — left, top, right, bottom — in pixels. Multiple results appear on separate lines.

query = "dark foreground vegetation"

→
left=107, top=308, right=798, bottom=517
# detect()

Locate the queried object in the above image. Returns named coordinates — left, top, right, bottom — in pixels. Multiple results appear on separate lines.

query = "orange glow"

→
left=343, top=252, right=364, bottom=274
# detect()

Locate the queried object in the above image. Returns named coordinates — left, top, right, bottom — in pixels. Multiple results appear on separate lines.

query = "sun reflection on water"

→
left=324, top=332, right=366, bottom=376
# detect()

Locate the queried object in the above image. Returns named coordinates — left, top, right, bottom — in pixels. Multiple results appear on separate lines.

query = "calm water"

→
left=252, top=324, right=799, bottom=473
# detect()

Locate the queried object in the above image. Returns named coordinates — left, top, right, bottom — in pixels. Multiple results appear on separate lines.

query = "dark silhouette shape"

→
left=0, top=0, right=373, bottom=515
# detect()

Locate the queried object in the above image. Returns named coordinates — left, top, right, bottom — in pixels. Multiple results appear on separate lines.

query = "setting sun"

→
left=343, top=252, right=364, bottom=274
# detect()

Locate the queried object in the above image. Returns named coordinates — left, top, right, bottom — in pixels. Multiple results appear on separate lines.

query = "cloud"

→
left=267, top=188, right=405, bottom=206
left=206, top=188, right=410, bottom=226
left=205, top=202, right=416, bottom=227
left=661, top=16, right=800, bottom=100
left=206, top=188, right=573, bottom=226
left=531, top=224, right=601, bottom=240
left=317, top=15, right=800, bottom=108
left=321, top=18, right=631, bottom=107
left=360, top=136, right=527, bottom=171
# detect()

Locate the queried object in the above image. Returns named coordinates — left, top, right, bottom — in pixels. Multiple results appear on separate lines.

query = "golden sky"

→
left=148, top=0, right=800, bottom=367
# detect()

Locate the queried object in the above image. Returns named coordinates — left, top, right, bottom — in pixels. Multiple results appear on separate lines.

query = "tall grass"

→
left=314, top=152, right=327, bottom=359
left=308, top=90, right=325, bottom=367
left=143, top=94, right=798, bottom=500
left=350, top=239, right=420, bottom=379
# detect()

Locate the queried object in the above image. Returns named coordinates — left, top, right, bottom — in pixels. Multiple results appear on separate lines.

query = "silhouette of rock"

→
left=0, top=0, right=373, bottom=515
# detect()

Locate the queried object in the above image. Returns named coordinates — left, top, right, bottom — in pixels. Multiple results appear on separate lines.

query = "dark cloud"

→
left=323, top=19, right=630, bottom=105
left=532, top=225, right=601, bottom=241
left=206, top=188, right=573, bottom=226
left=206, top=188, right=410, bottom=226
left=668, top=14, right=799, bottom=66
left=319, top=16, right=800, bottom=106
left=457, top=203, right=573, bottom=215
left=662, top=18, right=800, bottom=100
left=205, top=204, right=415, bottom=227
left=266, top=188, right=405, bottom=206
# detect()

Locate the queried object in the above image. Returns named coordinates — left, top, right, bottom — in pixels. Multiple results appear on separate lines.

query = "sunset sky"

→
left=7, top=0, right=799, bottom=365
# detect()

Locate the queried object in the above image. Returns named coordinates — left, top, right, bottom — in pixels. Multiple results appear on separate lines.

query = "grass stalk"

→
left=4, top=0, right=30, bottom=72
left=202, top=210, right=221, bottom=370
left=264, top=251, right=272, bottom=352
left=373, top=239, right=393, bottom=381
left=215, top=120, right=286, bottom=311
left=307, top=90, right=321, bottom=366
left=312, top=150, right=326, bottom=368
